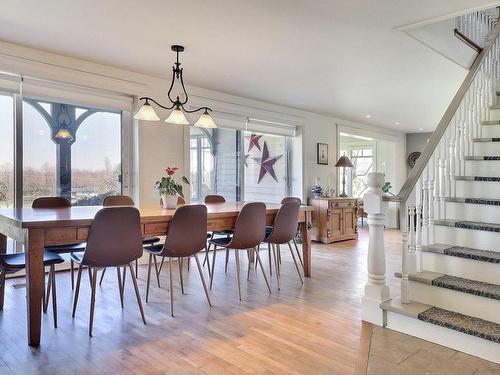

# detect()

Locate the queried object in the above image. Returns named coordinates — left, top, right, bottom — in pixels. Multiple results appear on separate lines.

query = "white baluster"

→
left=422, top=165, right=430, bottom=247
left=408, top=205, right=416, bottom=275
left=362, top=173, right=390, bottom=325
left=415, top=204, right=423, bottom=272
left=400, top=199, right=410, bottom=304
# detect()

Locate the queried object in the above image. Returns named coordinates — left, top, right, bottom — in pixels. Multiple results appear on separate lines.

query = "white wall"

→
left=0, top=40, right=407, bottom=208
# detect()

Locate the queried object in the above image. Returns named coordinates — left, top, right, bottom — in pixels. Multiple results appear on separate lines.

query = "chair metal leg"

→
left=122, top=265, right=127, bottom=292
left=234, top=249, right=242, bottom=301
left=89, top=267, right=97, bottom=337
left=0, top=271, right=5, bottom=310
left=44, top=266, right=50, bottom=313
left=277, top=245, right=281, bottom=275
left=135, top=259, right=139, bottom=279
left=268, top=243, right=272, bottom=276
left=153, top=255, right=161, bottom=287
left=272, top=244, right=280, bottom=290
left=117, top=267, right=124, bottom=308
left=224, top=248, right=229, bottom=274
left=288, top=241, right=304, bottom=284
left=72, top=265, right=83, bottom=317
left=255, top=246, right=272, bottom=294
left=99, top=267, right=106, bottom=286
left=194, top=253, right=212, bottom=307
left=187, top=256, right=190, bottom=271
left=210, top=245, right=217, bottom=290
left=146, top=253, right=153, bottom=303
left=87, top=266, right=92, bottom=287
left=158, top=256, right=165, bottom=275
left=178, top=258, right=185, bottom=295
left=168, top=257, right=174, bottom=317
left=203, top=243, right=210, bottom=267
left=50, top=265, right=58, bottom=328
left=292, top=238, right=304, bottom=268
left=128, top=263, right=146, bottom=324
left=70, top=260, right=75, bottom=290
left=204, top=246, right=211, bottom=280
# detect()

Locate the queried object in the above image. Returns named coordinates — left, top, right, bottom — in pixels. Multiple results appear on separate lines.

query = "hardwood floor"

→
left=0, top=227, right=403, bottom=374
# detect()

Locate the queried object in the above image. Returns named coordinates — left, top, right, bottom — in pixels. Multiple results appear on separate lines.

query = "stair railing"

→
left=384, top=13, right=500, bottom=304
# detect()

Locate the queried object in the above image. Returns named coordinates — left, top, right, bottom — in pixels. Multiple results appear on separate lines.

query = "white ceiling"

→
left=0, top=0, right=496, bottom=132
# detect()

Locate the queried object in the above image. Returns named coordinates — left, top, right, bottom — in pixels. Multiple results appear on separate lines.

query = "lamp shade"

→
left=55, top=128, right=73, bottom=141
left=335, top=155, right=354, bottom=168
left=133, top=102, right=160, bottom=121
left=165, top=109, right=190, bottom=125
left=194, top=112, right=217, bottom=128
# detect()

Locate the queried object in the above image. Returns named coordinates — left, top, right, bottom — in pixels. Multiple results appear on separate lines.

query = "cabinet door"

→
left=342, top=207, right=357, bottom=236
left=327, top=207, right=342, bottom=239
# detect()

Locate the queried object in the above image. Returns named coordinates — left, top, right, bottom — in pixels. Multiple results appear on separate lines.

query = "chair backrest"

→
left=281, top=196, right=301, bottom=205
left=160, top=205, right=207, bottom=257
left=32, top=196, right=71, bottom=208
left=204, top=194, right=226, bottom=203
left=267, top=201, right=300, bottom=244
left=229, top=202, right=266, bottom=249
left=103, top=195, right=135, bottom=207
left=82, top=207, right=143, bottom=267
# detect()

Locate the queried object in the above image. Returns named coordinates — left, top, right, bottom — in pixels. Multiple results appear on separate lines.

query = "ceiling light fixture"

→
left=418, top=127, right=424, bottom=131
left=134, top=45, right=217, bottom=128
left=394, top=122, right=400, bottom=125
left=365, top=114, right=371, bottom=119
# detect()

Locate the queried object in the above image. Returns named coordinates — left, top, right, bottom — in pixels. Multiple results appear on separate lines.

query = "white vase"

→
left=161, top=194, right=177, bottom=209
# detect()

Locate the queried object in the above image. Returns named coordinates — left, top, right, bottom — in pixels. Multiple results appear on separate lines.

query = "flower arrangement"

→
left=154, top=165, right=189, bottom=208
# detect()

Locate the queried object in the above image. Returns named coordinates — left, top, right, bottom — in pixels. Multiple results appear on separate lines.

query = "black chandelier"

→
left=133, top=45, right=217, bottom=128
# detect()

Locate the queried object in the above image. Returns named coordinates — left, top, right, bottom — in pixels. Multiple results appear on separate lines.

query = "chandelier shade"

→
left=133, top=101, right=160, bottom=121
left=194, top=111, right=218, bottom=128
left=133, top=45, right=217, bottom=128
left=165, top=108, right=190, bottom=125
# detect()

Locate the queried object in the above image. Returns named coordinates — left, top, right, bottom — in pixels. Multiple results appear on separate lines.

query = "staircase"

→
left=362, top=9, right=500, bottom=364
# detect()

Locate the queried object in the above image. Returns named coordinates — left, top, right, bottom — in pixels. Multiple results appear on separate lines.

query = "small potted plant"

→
left=155, top=165, right=189, bottom=209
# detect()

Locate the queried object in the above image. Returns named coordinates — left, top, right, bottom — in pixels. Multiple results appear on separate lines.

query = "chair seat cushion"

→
left=45, top=242, right=86, bottom=254
left=144, top=244, right=163, bottom=255
left=208, top=236, right=232, bottom=247
left=0, top=251, right=64, bottom=271
left=142, top=236, right=161, bottom=245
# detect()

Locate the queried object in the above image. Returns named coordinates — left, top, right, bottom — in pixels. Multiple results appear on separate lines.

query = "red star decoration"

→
left=252, top=142, right=283, bottom=183
left=246, top=133, right=263, bottom=152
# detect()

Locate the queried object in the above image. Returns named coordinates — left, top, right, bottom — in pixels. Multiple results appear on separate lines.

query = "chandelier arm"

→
left=166, top=68, right=178, bottom=104
left=139, top=97, right=176, bottom=110
left=178, top=69, right=190, bottom=106
left=180, top=104, right=212, bottom=114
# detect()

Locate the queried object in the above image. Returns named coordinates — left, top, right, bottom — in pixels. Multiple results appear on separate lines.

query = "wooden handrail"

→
left=385, top=19, right=500, bottom=203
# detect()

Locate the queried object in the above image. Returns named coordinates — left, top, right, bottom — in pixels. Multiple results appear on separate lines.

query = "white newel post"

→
left=361, top=173, right=390, bottom=326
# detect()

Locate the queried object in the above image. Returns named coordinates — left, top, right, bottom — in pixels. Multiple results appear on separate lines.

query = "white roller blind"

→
left=22, top=78, right=133, bottom=112
left=209, top=112, right=297, bottom=137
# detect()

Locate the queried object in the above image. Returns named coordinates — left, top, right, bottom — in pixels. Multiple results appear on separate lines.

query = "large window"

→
left=340, top=146, right=374, bottom=198
left=0, top=94, right=14, bottom=208
left=190, top=126, right=291, bottom=203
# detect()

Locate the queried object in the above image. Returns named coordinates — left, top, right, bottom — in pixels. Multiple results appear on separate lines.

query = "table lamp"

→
left=335, top=155, right=354, bottom=197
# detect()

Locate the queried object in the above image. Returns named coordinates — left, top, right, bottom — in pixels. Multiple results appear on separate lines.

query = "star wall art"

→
left=252, top=141, right=283, bottom=183
left=246, top=133, right=263, bottom=152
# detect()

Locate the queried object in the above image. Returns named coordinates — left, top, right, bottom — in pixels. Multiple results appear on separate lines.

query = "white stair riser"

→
left=421, top=251, right=500, bottom=285
left=473, top=142, right=500, bottom=156
left=455, top=180, right=500, bottom=199
left=409, top=281, right=500, bottom=324
left=385, top=311, right=500, bottom=364
left=445, top=201, right=500, bottom=223
left=434, top=225, right=500, bottom=252
left=481, top=125, right=500, bottom=138
left=465, top=160, right=500, bottom=176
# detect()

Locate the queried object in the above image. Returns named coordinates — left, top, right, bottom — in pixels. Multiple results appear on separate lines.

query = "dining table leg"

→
left=25, top=228, right=44, bottom=346
left=0, top=233, right=6, bottom=310
left=300, top=211, right=312, bottom=277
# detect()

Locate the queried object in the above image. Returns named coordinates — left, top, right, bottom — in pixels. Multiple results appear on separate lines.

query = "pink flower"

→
left=165, top=165, right=179, bottom=176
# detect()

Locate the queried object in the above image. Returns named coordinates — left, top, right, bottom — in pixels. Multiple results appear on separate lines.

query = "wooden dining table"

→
left=0, top=201, right=313, bottom=347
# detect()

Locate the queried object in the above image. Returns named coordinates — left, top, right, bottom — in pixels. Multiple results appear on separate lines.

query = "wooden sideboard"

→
left=309, top=197, right=358, bottom=243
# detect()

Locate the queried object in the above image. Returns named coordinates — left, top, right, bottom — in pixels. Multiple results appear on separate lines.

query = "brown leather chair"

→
left=0, top=250, right=64, bottom=328
left=208, top=202, right=271, bottom=300
left=264, top=201, right=303, bottom=289
left=204, top=195, right=226, bottom=203
left=71, top=206, right=146, bottom=336
left=33, top=197, right=86, bottom=290
left=99, top=195, right=161, bottom=285
left=143, top=205, right=212, bottom=316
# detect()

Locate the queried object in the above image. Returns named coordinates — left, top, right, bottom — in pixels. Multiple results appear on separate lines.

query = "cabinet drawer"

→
left=329, top=201, right=356, bottom=209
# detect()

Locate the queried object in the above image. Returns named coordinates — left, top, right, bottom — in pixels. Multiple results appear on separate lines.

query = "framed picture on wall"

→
left=317, top=143, right=328, bottom=165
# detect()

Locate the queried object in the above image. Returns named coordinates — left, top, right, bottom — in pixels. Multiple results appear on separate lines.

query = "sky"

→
left=0, top=94, right=121, bottom=170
